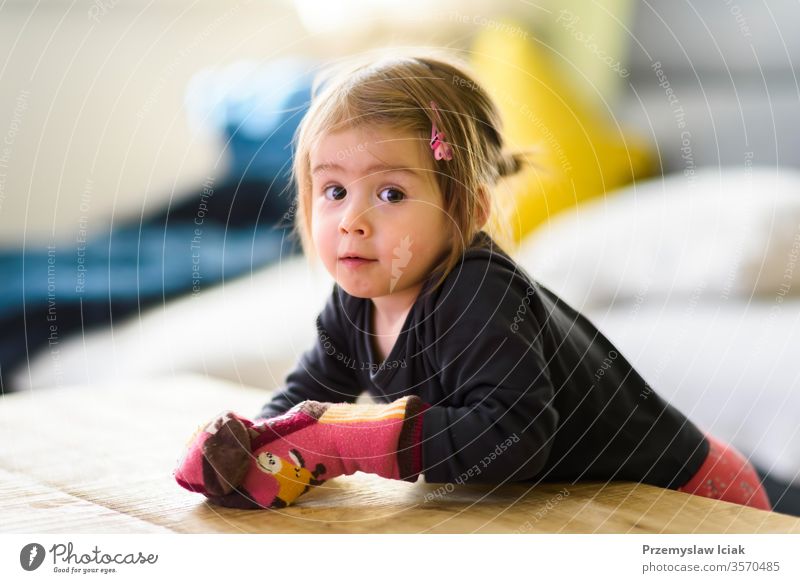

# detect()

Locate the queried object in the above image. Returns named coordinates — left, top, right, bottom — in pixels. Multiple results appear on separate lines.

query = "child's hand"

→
left=173, top=403, right=328, bottom=509
left=206, top=401, right=330, bottom=509
left=174, top=396, right=426, bottom=510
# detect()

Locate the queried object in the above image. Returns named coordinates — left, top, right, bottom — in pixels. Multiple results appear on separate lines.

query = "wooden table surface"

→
left=1, top=374, right=798, bottom=534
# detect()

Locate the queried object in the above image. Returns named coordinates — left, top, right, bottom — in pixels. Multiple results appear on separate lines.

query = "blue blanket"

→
left=0, top=178, right=299, bottom=392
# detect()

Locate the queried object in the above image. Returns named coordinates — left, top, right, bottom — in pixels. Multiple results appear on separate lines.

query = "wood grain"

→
left=1, top=374, right=798, bottom=533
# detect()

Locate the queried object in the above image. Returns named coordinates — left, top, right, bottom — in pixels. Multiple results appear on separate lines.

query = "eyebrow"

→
left=311, top=162, right=425, bottom=178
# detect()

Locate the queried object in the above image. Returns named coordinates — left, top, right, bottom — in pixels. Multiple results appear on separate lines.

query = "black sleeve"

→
left=421, top=263, right=560, bottom=484
left=256, top=285, right=363, bottom=419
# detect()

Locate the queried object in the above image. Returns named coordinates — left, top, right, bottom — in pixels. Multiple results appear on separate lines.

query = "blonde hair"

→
left=290, top=50, right=527, bottom=296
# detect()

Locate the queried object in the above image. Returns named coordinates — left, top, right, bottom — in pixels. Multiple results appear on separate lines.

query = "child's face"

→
left=309, top=124, right=452, bottom=301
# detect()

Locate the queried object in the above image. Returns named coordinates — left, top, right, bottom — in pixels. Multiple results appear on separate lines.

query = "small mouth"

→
left=339, top=257, right=376, bottom=268
left=338, top=253, right=375, bottom=260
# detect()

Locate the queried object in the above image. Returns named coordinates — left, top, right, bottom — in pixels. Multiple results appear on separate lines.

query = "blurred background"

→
left=2, top=0, right=800, bottom=513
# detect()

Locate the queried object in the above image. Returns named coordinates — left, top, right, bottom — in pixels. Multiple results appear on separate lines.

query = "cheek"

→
left=310, top=210, right=330, bottom=243
left=411, top=202, right=451, bottom=238
left=311, top=214, right=341, bottom=265
left=310, top=213, right=320, bottom=241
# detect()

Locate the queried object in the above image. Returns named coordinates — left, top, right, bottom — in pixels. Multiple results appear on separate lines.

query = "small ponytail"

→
left=496, top=148, right=542, bottom=179
left=497, top=152, right=524, bottom=178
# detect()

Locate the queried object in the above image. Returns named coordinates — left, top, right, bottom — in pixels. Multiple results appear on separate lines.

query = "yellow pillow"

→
left=471, top=21, right=656, bottom=245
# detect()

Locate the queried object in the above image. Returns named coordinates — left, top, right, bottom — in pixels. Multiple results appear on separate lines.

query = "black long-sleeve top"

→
left=257, top=231, right=709, bottom=488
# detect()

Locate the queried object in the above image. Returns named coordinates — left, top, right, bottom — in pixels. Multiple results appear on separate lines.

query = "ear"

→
left=289, top=449, right=305, bottom=468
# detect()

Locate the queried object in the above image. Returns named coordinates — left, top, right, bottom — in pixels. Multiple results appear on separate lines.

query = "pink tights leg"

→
left=678, top=433, right=771, bottom=511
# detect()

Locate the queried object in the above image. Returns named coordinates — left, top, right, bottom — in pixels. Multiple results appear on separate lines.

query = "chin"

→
left=334, top=280, right=381, bottom=299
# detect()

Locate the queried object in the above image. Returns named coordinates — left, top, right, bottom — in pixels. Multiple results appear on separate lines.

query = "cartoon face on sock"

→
left=256, top=451, right=283, bottom=475
left=249, top=448, right=326, bottom=508
left=309, top=125, right=453, bottom=300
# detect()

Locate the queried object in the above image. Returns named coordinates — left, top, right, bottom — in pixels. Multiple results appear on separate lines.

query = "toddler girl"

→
left=175, top=52, right=771, bottom=512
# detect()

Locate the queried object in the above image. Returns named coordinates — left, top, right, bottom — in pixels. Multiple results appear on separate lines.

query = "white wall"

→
left=0, top=1, right=316, bottom=245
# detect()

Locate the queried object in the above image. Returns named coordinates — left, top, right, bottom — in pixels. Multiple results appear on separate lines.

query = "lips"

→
left=338, top=253, right=375, bottom=261
left=338, top=255, right=376, bottom=268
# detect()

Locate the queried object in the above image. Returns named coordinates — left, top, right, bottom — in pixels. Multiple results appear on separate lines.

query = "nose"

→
left=338, top=190, right=371, bottom=236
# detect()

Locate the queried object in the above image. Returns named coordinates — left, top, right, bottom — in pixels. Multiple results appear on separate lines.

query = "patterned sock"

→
left=175, top=396, right=429, bottom=509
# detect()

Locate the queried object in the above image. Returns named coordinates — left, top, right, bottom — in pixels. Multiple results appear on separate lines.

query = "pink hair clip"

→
left=429, top=101, right=453, bottom=161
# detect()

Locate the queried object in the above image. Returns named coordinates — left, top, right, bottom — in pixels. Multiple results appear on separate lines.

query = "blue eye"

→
left=323, top=185, right=347, bottom=200
left=378, top=187, right=405, bottom=203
